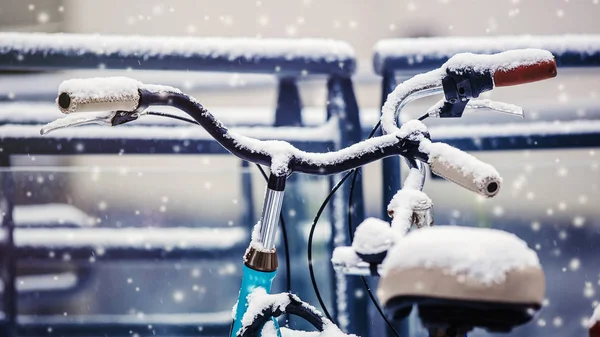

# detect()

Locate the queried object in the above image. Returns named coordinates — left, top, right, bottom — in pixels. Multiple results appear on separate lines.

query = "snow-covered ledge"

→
left=373, top=34, right=600, bottom=74
left=0, top=32, right=356, bottom=76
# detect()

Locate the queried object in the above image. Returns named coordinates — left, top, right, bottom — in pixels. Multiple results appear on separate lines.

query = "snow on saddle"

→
left=378, top=226, right=544, bottom=333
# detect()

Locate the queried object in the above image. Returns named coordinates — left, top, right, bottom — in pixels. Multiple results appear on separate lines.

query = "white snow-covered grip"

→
left=424, top=142, right=502, bottom=198
left=57, top=77, right=142, bottom=114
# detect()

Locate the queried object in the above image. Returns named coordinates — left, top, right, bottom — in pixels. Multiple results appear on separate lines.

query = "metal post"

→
left=240, top=160, right=255, bottom=228
left=274, top=77, right=311, bottom=329
left=0, top=155, right=16, bottom=337
left=379, top=72, right=410, bottom=337
left=326, top=77, right=368, bottom=337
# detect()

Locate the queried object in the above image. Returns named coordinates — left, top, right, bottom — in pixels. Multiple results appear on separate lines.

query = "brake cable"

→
left=145, top=111, right=293, bottom=302
left=342, top=113, right=428, bottom=336
left=147, top=110, right=428, bottom=334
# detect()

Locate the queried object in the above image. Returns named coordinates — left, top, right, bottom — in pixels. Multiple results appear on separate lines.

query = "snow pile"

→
left=331, top=246, right=361, bottom=265
left=419, top=138, right=502, bottom=187
left=351, top=218, right=393, bottom=255
left=13, top=227, right=246, bottom=250
left=58, top=77, right=141, bottom=114
left=40, top=110, right=116, bottom=135
left=444, top=49, right=554, bottom=74
left=375, top=119, right=501, bottom=194
left=247, top=289, right=357, bottom=337
left=13, top=203, right=93, bottom=228
left=381, top=226, right=540, bottom=285
left=386, top=168, right=433, bottom=234
left=0, top=32, right=354, bottom=63
left=244, top=221, right=273, bottom=259
left=241, top=288, right=293, bottom=329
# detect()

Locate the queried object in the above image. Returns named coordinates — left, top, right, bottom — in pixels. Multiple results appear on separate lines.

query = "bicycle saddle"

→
left=378, top=226, right=544, bottom=334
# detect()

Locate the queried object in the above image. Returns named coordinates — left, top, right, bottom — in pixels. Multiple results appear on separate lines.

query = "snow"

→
left=331, top=246, right=361, bottom=265
left=13, top=203, right=94, bottom=228
left=0, top=32, right=354, bottom=63
left=386, top=168, right=432, bottom=234
left=7, top=227, right=246, bottom=250
left=380, top=68, right=444, bottom=134
left=351, top=218, right=393, bottom=255
left=428, top=119, right=600, bottom=139
left=373, top=34, right=600, bottom=73
left=444, top=49, right=554, bottom=75
left=40, top=110, right=116, bottom=135
left=240, top=288, right=292, bottom=329
left=589, top=304, right=600, bottom=328
left=16, top=272, right=77, bottom=292
left=381, top=226, right=541, bottom=285
left=245, top=221, right=271, bottom=257
left=139, top=81, right=401, bottom=175
left=464, top=99, right=524, bottom=117
left=18, top=311, right=233, bottom=325
left=58, top=77, right=141, bottom=113
left=419, top=138, right=502, bottom=187
left=244, top=289, right=356, bottom=337
left=427, top=98, right=524, bottom=118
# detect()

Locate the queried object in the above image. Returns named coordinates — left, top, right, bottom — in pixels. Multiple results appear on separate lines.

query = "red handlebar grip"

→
left=493, top=59, right=557, bottom=87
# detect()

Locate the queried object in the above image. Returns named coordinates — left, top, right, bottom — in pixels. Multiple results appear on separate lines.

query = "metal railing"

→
left=0, top=32, right=366, bottom=337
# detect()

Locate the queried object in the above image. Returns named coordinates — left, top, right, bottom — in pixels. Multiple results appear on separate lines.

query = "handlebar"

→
left=425, top=142, right=500, bottom=197
left=493, top=59, right=557, bottom=87
left=43, top=49, right=558, bottom=198
left=54, top=79, right=433, bottom=177
left=381, top=48, right=557, bottom=134
left=57, top=77, right=141, bottom=113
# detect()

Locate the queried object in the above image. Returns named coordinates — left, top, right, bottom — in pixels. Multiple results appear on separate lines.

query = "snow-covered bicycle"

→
left=41, top=48, right=557, bottom=337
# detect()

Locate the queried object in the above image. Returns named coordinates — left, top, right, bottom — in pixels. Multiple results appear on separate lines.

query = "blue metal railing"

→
left=0, top=33, right=366, bottom=337
left=373, top=35, right=600, bottom=337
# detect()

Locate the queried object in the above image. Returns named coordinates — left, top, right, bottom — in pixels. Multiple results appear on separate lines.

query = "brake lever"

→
left=426, top=98, right=524, bottom=119
left=40, top=110, right=140, bottom=135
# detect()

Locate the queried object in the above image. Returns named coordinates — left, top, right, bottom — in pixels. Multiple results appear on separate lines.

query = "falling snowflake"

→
left=584, top=282, right=595, bottom=298
left=173, top=291, right=185, bottom=302
left=569, top=258, right=581, bottom=271
left=573, top=216, right=586, bottom=227
left=37, top=12, right=49, bottom=24
left=553, top=317, right=563, bottom=327
left=258, top=15, right=269, bottom=26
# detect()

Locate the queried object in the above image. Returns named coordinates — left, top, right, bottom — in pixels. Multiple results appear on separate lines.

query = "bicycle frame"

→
left=231, top=175, right=286, bottom=337
left=40, top=48, right=557, bottom=337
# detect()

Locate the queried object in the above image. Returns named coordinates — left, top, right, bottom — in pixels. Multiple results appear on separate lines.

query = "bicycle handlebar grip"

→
left=57, top=77, right=141, bottom=114
left=493, top=59, right=557, bottom=87
left=426, top=142, right=501, bottom=198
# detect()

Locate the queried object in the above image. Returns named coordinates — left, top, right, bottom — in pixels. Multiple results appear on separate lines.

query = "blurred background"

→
left=0, top=1, right=599, bottom=337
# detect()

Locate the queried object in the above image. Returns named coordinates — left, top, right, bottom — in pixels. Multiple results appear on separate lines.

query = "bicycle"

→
left=40, top=48, right=557, bottom=337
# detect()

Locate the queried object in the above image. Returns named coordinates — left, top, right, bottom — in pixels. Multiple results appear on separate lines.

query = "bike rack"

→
left=0, top=33, right=367, bottom=337
left=373, top=35, right=600, bottom=337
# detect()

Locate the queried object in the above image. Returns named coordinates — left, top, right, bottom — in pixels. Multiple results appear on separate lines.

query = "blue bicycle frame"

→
left=230, top=175, right=286, bottom=337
